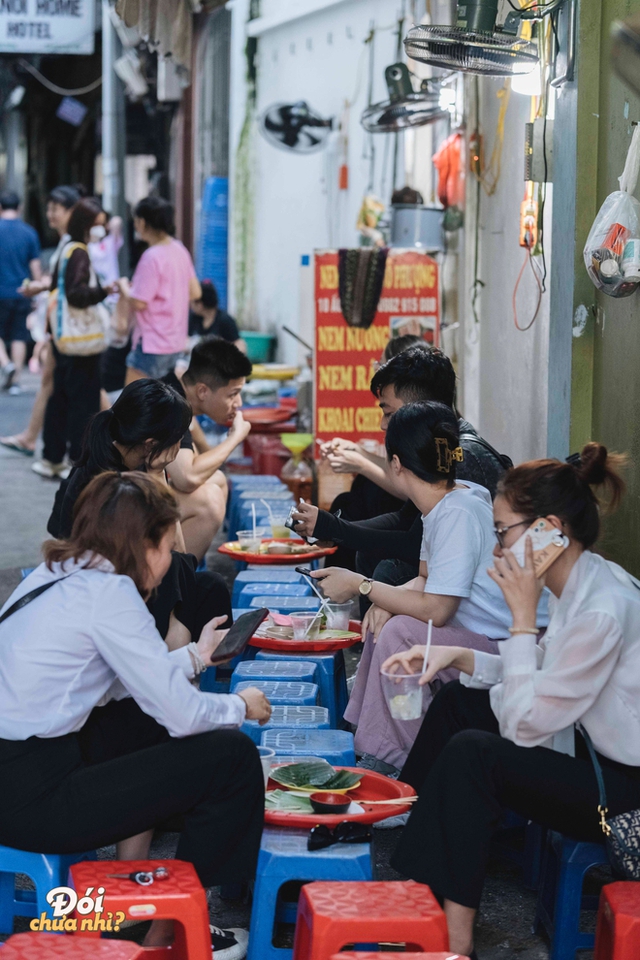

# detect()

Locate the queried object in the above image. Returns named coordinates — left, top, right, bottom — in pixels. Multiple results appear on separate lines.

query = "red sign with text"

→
left=314, top=248, right=439, bottom=447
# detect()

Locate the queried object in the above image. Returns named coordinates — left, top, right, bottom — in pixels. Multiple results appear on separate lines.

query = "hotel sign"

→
left=0, top=0, right=95, bottom=54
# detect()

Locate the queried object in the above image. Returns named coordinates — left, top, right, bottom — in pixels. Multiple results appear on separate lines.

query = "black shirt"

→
left=188, top=308, right=239, bottom=342
left=312, top=418, right=512, bottom=564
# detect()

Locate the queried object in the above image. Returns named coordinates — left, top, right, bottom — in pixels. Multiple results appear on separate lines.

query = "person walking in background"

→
left=0, top=184, right=80, bottom=456
left=117, top=196, right=201, bottom=382
left=0, top=190, right=42, bottom=395
left=33, top=197, right=112, bottom=479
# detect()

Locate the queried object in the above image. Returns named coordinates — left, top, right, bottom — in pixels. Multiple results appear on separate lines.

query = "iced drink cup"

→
left=380, top=669, right=424, bottom=721
left=290, top=612, right=321, bottom=640
left=257, top=746, right=276, bottom=786
left=325, top=602, right=352, bottom=630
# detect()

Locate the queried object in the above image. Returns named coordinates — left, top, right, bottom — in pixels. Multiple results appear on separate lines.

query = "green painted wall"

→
left=574, top=0, right=640, bottom=572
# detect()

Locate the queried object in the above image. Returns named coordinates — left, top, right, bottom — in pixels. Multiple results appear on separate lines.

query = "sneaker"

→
left=208, top=925, right=249, bottom=960
left=0, top=362, right=15, bottom=390
left=8, top=384, right=21, bottom=396
left=373, top=811, right=410, bottom=830
left=356, top=753, right=401, bottom=779
left=32, top=459, right=66, bottom=479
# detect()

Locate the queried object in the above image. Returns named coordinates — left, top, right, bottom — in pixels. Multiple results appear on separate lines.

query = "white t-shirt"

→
left=420, top=480, right=548, bottom=639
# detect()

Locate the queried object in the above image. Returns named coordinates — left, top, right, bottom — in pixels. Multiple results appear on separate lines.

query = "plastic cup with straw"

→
left=381, top=618, right=432, bottom=721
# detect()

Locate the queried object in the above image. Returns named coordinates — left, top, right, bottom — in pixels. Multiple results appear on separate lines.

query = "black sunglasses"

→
left=308, top=820, right=372, bottom=851
left=493, top=519, right=535, bottom=548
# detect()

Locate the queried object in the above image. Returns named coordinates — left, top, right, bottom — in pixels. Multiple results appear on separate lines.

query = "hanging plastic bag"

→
left=584, top=125, right=640, bottom=298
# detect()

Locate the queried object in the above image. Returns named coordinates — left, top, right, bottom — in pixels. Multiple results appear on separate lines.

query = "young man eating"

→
left=163, top=336, right=253, bottom=559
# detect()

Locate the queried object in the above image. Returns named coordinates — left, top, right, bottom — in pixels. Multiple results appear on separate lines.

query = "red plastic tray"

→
left=218, top=538, right=338, bottom=565
left=250, top=619, right=362, bottom=652
left=265, top=767, right=416, bottom=827
left=242, top=407, right=293, bottom=426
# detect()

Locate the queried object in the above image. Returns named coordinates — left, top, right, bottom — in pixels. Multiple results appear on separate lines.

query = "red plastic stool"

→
left=331, top=954, right=470, bottom=960
left=0, top=933, right=144, bottom=958
left=595, top=881, right=640, bottom=959
left=69, top=860, right=210, bottom=960
left=292, top=881, right=449, bottom=959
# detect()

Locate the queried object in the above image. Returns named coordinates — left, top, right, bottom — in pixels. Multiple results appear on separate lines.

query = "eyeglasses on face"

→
left=493, top=519, right=535, bottom=548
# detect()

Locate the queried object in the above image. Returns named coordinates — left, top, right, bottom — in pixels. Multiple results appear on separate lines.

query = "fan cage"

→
left=404, top=24, right=539, bottom=76
left=361, top=93, right=448, bottom=132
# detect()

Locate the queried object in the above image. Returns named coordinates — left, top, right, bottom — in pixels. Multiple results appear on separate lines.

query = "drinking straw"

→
left=260, top=498, right=275, bottom=527
left=422, top=619, right=433, bottom=674
left=251, top=502, right=257, bottom=541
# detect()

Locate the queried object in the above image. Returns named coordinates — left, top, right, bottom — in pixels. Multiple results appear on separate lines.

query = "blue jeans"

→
left=126, top=342, right=180, bottom=378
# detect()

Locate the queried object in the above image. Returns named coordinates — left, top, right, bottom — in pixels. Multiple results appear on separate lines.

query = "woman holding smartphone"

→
left=0, top=472, right=270, bottom=960
left=383, top=444, right=640, bottom=959
left=311, top=402, right=547, bottom=777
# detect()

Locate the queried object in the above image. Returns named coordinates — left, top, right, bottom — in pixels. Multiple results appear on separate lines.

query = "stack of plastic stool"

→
left=233, top=680, right=319, bottom=706
left=330, top=954, right=469, bottom=960
left=534, top=831, right=609, bottom=959
left=247, top=827, right=373, bottom=960
left=232, top=660, right=317, bottom=687
left=242, top=705, right=330, bottom=744
left=261, top=729, right=355, bottom=766
left=232, top=570, right=305, bottom=605
left=256, top=650, right=349, bottom=729
left=292, top=881, right=449, bottom=958
left=0, top=844, right=94, bottom=933
left=237, top=583, right=312, bottom=607
left=249, top=596, right=321, bottom=615
left=594, top=881, right=640, bottom=959
left=0, top=934, right=144, bottom=958
left=69, top=859, right=210, bottom=960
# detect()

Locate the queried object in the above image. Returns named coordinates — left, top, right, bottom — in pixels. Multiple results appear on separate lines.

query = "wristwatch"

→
left=358, top=577, right=374, bottom=596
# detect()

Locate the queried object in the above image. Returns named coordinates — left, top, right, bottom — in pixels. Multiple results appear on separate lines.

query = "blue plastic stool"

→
left=242, top=705, right=330, bottom=744
left=491, top=812, right=545, bottom=890
left=0, top=846, right=94, bottom=933
left=247, top=827, right=373, bottom=960
left=233, top=680, right=319, bottom=706
left=260, top=729, right=355, bottom=766
left=256, top=650, right=349, bottom=729
left=534, top=831, right=609, bottom=959
left=249, top=596, right=320, bottom=615
left=231, top=660, right=317, bottom=686
left=232, top=571, right=305, bottom=605
left=239, top=584, right=312, bottom=606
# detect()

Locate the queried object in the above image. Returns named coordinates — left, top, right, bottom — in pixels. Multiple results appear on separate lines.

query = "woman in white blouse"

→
left=0, top=471, right=270, bottom=959
left=383, top=443, right=640, bottom=959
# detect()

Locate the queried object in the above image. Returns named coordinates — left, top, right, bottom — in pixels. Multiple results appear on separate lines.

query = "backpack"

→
left=48, top=243, right=109, bottom=356
left=458, top=433, right=514, bottom=472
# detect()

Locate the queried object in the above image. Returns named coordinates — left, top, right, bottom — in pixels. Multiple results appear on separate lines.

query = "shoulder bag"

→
left=580, top=723, right=640, bottom=880
left=0, top=574, right=73, bottom=626
left=48, top=242, right=109, bottom=356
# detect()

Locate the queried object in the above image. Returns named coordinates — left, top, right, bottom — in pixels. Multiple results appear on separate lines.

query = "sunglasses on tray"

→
left=308, top=820, right=372, bottom=851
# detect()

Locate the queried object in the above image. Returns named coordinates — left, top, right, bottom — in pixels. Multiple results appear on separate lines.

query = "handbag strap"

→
left=0, top=574, right=73, bottom=626
left=578, top=722, right=611, bottom=835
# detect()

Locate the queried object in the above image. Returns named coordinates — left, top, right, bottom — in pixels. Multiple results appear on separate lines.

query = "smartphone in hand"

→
left=509, top=518, right=569, bottom=578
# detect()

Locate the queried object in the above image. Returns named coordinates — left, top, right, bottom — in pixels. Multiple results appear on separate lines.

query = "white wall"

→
left=460, top=79, right=552, bottom=465
left=229, top=0, right=411, bottom=365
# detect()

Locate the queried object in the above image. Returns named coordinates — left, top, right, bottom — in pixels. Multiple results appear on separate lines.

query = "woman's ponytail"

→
left=575, top=442, right=626, bottom=511
left=77, top=408, right=121, bottom=472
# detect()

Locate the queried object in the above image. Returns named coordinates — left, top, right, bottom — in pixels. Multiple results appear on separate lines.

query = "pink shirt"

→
left=130, top=239, right=196, bottom=355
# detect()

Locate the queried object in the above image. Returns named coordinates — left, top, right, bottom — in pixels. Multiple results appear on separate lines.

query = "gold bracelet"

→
left=508, top=627, right=538, bottom=636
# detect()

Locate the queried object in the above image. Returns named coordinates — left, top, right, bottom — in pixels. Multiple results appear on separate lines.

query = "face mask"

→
left=90, top=225, right=106, bottom=242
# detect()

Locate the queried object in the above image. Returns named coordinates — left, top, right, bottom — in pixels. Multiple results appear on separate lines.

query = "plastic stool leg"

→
left=0, top=872, right=17, bottom=933
left=247, top=876, right=283, bottom=960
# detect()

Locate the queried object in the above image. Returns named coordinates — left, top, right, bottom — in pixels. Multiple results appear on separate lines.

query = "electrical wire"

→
left=18, top=59, right=102, bottom=96
left=513, top=244, right=543, bottom=330
left=472, top=79, right=511, bottom=197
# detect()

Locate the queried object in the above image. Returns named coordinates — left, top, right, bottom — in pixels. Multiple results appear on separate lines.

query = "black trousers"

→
left=43, top=346, right=101, bottom=464
left=147, top=553, right=233, bottom=641
left=0, top=699, right=264, bottom=887
left=392, top=681, right=640, bottom=909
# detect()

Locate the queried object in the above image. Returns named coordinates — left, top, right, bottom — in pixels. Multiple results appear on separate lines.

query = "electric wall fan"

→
left=258, top=101, right=333, bottom=153
left=360, top=62, right=448, bottom=133
left=403, top=0, right=562, bottom=77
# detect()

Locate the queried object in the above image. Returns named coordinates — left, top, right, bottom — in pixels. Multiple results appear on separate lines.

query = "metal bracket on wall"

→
left=551, top=0, right=577, bottom=87
left=525, top=119, right=555, bottom=182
